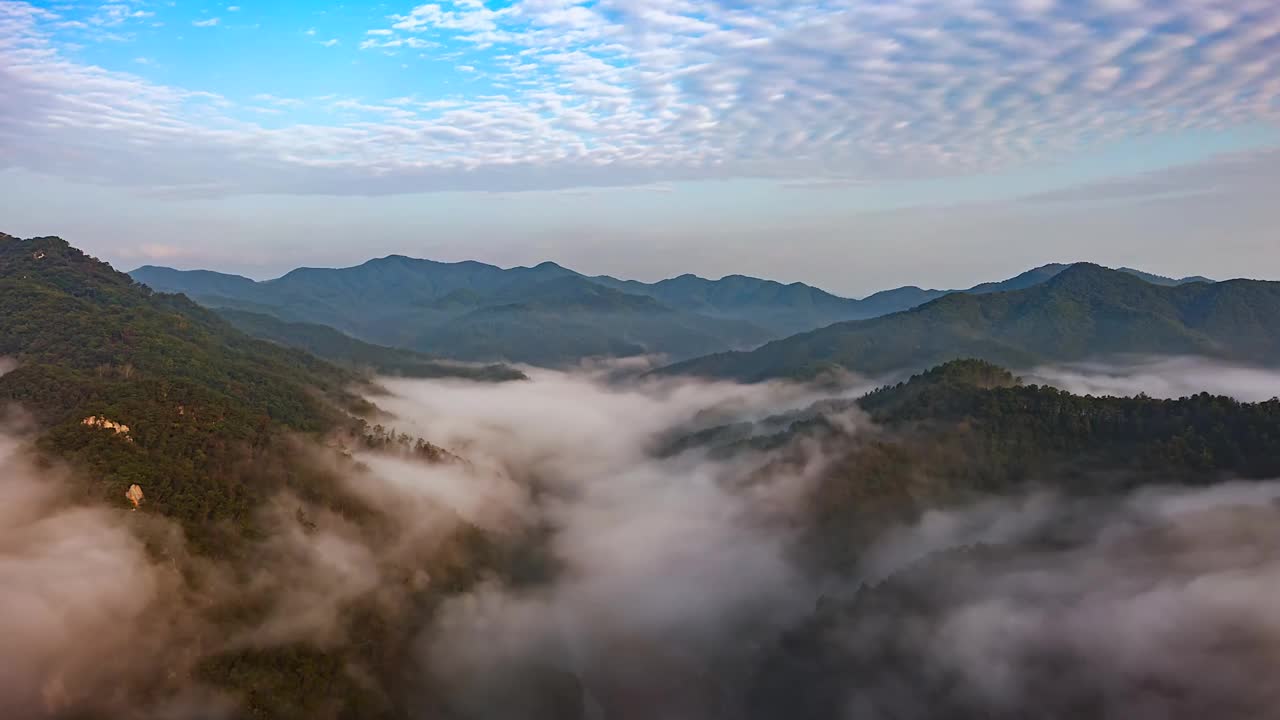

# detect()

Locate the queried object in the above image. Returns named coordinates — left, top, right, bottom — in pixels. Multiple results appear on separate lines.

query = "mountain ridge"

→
left=214, top=308, right=528, bottom=381
left=659, top=263, right=1280, bottom=381
left=0, top=234, right=368, bottom=537
left=0, top=233, right=527, bottom=717
left=131, top=255, right=1221, bottom=366
left=133, top=257, right=1213, bottom=304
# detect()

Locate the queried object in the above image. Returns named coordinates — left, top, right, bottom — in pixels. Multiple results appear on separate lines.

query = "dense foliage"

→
left=665, top=359, right=1280, bottom=564
left=0, top=236, right=383, bottom=537
left=784, top=360, right=1280, bottom=560
left=133, top=256, right=1208, bottom=367
left=132, top=257, right=777, bottom=365
left=216, top=308, right=528, bottom=381
left=663, top=263, right=1273, bottom=381
left=0, top=234, right=532, bottom=718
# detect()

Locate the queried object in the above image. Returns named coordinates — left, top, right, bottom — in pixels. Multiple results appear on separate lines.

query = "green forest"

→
left=664, top=263, right=1280, bottom=380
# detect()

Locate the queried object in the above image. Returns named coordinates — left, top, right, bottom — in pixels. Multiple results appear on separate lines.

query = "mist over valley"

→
left=4, top=0, right=1280, bottom=713
left=5, top=233, right=1280, bottom=718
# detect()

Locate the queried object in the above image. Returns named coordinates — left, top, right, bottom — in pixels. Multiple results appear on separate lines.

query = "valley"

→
left=3, top=232, right=1279, bottom=719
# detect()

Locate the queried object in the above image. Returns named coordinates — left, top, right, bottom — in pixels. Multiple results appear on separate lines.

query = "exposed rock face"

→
left=82, top=416, right=131, bottom=435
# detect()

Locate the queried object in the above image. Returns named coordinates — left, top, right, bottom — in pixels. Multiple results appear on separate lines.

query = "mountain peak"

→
left=1062, top=261, right=1111, bottom=273
left=362, top=253, right=438, bottom=268
left=1039, top=262, right=1135, bottom=292
left=662, top=260, right=1270, bottom=381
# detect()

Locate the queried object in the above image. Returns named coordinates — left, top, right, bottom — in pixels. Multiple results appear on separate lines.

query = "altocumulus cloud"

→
left=0, top=0, right=1278, bottom=195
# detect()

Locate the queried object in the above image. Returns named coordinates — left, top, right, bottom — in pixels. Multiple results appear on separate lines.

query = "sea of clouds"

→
left=4, top=358, right=1280, bottom=718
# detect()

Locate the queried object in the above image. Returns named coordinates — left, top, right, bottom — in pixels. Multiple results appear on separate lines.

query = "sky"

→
left=0, top=0, right=1278, bottom=295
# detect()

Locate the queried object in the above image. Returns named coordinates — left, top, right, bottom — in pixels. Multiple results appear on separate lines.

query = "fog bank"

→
left=1030, top=357, right=1280, bottom=401
left=368, top=369, right=852, bottom=718
left=0, top=422, right=223, bottom=718
left=7, top=357, right=1280, bottom=719
left=779, top=482, right=1280, bottom=720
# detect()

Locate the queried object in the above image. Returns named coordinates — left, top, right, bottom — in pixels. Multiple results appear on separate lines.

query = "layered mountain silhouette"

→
left=131, top=255, right=1213, bottom=366
left=132, top=258, right=774, bottom=364
left=215, top=309, right=527, bottom=381
left=661, top=263, right=1279, bottom=381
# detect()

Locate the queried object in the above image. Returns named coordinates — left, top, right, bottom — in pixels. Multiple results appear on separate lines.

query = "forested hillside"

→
left=0, top=234, right=514, bottom=719
left=662, top=264, right=1275, bottom=381
left=740, top=363, right=1280, bottom=720
left=0, top=235, right=375, bottom=539
left=133, top=257, right=777, bottom=364
left=134, top=256, right=1216, bottom=367
left=216, top=308, right=527, bottom=381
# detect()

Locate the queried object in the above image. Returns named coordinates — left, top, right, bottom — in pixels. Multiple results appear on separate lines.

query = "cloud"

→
left=359, top=35, right=437, bottom=50
left=1, top=0, right=1279, bottom=193
left=6, top=355, right=1280, bottom=716
left=365, top=368, right=846, bottom=717
left=0, top=357, right=863, bottom=714
left=87, top=2, right=153, bottom=28
left=0, top=355, right=868, bottom=717
left=191, top=17, right=219, bottom=27
left=789, top=481, right=1280, bottom=719
left=251, top=92, right=302, bottom=108
left=117, top=242, right=196, bottom=260
left=1018, top=148, right=1280, bottom=206
left=0, top=423, right=220, bottom=717
left=1029, top=357, right=1280, bottom=402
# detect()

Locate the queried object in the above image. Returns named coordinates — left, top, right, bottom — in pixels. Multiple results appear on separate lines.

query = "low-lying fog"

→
left=1030, top=356, right=1280, bottom=401
left=3, top=356, right=1280, bottom=718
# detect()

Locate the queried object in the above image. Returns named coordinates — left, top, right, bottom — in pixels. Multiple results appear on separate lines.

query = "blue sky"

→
left=1, top=0, right=1279, bottom=294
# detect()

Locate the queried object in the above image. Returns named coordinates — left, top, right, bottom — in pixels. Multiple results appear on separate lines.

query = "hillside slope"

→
left=741, top=360, right=1280, bottom=720
left=661, top=264, right=1277, bottom=381
left=588, top=272, right=871, bottom=334
left=216, top=308, right=527, bottom=381
left=0, top=234, right=374, bottom=538
left=0, top=233, right=527, bottom=719
left=134, top=258, right=775, bottom=364
left=133, top=256, right=1218, bottom=368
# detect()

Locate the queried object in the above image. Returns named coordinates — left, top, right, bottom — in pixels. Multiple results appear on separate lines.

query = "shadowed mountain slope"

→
left=660, top=264, right=1274, bottom=382
left=132, top=256, right=1217, bottom=367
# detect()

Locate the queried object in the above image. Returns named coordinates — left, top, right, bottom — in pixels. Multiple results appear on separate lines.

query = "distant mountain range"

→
left=131, top=258, right=773, bottom=365
left=215, top=309, right=527, bottom=382
left=661, top=263, right=1280, bottom=381
left=130, top=256, right=1214, bottom=366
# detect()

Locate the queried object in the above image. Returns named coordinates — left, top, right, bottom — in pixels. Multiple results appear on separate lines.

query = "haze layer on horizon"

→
left=1, top=0, right=1278, bottom=295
